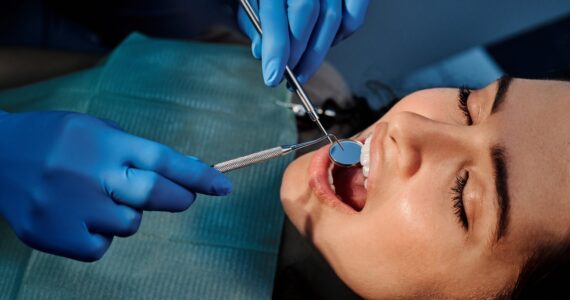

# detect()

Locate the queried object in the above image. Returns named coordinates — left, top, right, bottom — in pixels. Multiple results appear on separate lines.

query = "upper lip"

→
left=366, top=122, right=387, bottom=192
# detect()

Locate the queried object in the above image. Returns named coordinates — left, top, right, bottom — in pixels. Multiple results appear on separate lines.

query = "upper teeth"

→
left=361, top=135, right=372, bottom=189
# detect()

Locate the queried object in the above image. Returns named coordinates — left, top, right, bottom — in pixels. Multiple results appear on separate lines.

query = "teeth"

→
left=328, top=135, right=371, bottom=193
left=327, top=163, right=336, bottom=192
left=360, top=135, right=372, bottom=182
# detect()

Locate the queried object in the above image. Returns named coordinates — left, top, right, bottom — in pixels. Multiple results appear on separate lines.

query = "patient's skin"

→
left=280, top=78, right=570, bottom=299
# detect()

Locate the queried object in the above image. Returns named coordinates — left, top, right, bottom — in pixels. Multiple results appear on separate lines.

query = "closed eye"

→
left=458, top=86, right=473, bottom=126
left=451, top=172, right=470, bottom=231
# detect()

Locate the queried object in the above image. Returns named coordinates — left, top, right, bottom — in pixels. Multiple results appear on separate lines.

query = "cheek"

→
left=327, top=186, right=451, bottom=297
left=372, top=187, right=441, bottom=262
left=375, top=174, right=462, bottom=255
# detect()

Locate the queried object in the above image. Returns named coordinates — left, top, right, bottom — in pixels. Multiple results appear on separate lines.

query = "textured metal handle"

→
left=213, top=147, right=284, bottom=173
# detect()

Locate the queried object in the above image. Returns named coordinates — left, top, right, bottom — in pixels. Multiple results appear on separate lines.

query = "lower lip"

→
left=308, top=138, right=367, bottom=215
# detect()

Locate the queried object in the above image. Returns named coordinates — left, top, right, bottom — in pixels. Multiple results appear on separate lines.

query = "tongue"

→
left=332, top=166, right=367, bottom=211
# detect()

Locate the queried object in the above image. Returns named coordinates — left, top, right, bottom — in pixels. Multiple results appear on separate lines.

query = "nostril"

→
left=386, top=115, right=424, bottom=178
left=390, top=135, right=399, bottom=155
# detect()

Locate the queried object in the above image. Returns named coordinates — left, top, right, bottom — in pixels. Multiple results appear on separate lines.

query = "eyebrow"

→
left=491, top=76, right=512, bottom=114
left=491, top=146, right=510, bottom=242
left=489, top=76, right=513, bottom=243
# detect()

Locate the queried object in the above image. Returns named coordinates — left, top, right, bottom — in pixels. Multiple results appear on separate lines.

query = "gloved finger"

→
left=294, top=0, right=342, bottom=85
left=122, top=134, right=232, bottom=196
left=100, top=118, right=123, bottom=131
left=86, top=199, right=142, bottom=238
left=19, top=222, right=112, bottom=262
left=109, top=168, right=197, bottom=212
left=332, top=0, right=370, bottom=45
left=286, top=0, right=320, bottom=69
left=59, top=232, right=112, bottom=262
left=252, top=33, right=262, bottom=60
left=237, top=1, right=262, bottom=59
left=79, top=233, right=113, bottom=262
left=260, top=0, right=290, bottom=86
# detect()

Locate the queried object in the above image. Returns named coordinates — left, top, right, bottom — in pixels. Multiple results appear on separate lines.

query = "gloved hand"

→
left=238, top=0, right=370, bottom=87
left=0, top=111, right=231, bottom=262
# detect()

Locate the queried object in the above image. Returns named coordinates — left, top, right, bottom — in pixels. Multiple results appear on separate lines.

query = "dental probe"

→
left=213, top=135, right=332, bottom=173
left=239, top=0, right=340, bottom=147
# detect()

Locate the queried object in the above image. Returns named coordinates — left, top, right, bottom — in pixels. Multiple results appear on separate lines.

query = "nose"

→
left=387, top=112, right=471, bottom=178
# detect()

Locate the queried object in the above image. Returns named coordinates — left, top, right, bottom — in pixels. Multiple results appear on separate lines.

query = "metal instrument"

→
left=214, top=135, right=332, bottom=173
left=329, top=140, right=362, bottom=167
left=238, top=0, right=340, bottom=147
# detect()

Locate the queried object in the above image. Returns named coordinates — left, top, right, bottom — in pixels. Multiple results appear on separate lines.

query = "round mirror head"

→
left=329, top=140, right=362, bottom=167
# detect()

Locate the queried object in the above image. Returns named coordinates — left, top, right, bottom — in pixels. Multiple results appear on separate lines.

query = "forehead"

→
left=495, top=79, right=570, bottom=245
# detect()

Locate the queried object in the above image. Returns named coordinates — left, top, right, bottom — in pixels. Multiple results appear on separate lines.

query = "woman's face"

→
left=280, top=78, right=570, bottom=299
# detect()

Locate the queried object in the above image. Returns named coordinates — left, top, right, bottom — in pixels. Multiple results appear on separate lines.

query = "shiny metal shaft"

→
left=213, top=135, right=331, bottom=173
left=238, top=0, right=334, bottom=145
left=214, top=147, right=285, bottom=173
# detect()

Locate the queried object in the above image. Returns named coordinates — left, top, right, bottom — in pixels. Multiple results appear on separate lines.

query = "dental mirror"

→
left=329, top=140, right=362, bottom=167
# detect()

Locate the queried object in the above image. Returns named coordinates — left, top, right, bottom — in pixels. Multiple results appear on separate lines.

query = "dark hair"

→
left=496, top=238, right=570, bottom=299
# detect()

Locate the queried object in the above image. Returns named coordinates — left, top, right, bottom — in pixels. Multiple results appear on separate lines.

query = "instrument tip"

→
left=332, top=135, right=344, bottom=151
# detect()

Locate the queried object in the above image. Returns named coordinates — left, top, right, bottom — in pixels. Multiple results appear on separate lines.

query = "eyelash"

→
left=458, top=86, right=473, bottom=125
left=452, top=87, right=473, bottom=231
left=451, top=172, right=470, bottom=231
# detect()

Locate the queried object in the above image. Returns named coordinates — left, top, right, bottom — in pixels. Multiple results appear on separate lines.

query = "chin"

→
left=280, top=145, right=381, bottom=299
left=280, top=151, right=315, bottom=236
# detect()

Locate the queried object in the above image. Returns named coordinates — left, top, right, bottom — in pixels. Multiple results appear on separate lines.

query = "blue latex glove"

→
left=0, top=111, right=232, bottom=262
left=238, top=0, right=370, bottom=86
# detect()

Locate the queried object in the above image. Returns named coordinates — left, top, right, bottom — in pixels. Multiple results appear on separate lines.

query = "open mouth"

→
left=329, top=135, right=372, bottom=211
left=309, top=135, right=372, bottom=213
